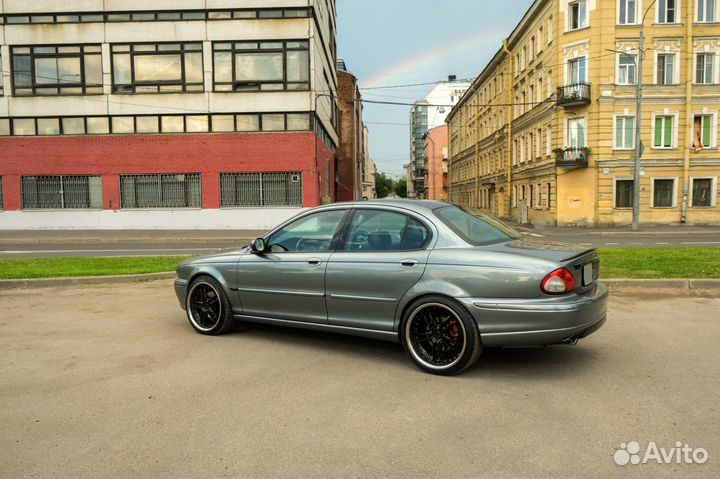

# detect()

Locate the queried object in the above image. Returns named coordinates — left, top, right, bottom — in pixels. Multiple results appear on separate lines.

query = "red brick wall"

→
left=0, top=132, right=333, bottom=211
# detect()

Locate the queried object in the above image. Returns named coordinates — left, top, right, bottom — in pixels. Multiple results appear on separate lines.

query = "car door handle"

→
left=307, top=258, right=322, bottom=266
left=400, top=259, right=418, bottom=268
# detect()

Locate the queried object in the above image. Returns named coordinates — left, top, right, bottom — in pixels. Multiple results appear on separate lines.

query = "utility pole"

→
left=632, top=0, right=657, bottom=231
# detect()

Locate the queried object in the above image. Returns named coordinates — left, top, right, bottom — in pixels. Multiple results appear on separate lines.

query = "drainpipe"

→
left=502, top=39, right=513, bottom=219
left=680, top=7, right=693, bottom=223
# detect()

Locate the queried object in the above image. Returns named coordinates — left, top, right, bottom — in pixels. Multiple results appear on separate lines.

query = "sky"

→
left=336, top=0, right=532, bottom=178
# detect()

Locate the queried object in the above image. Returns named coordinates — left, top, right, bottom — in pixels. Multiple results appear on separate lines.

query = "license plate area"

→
left=582, top=263, right=594, bottom=286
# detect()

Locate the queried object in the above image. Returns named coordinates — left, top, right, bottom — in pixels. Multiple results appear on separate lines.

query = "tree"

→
left=394, top=178, right=407, bottom=198
left=374, top=172, right=395, bottom=198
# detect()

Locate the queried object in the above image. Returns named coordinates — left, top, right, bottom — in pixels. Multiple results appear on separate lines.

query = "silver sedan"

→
left=174, top=200, right=607, bottom=375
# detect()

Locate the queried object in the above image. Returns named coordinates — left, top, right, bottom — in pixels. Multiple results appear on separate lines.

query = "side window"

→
left=345, top=210, right=430, bottom=251
left=267, top=210, right=345, bottom=253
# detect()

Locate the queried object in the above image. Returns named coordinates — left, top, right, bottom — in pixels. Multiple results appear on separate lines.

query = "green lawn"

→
left=0, top=256, right=190, bottom=280
left=598, top=248, right=720, bottom=279
left=0, top=248, right=718, bottom=280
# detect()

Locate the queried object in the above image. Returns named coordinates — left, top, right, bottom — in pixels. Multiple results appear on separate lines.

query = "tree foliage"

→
left=374, top=172, right=395, bottom=199
left=394, top=178, right=407, bottom=198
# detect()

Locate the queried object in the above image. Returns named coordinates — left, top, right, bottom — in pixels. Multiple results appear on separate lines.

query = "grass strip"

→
left=0, top=248, right=718, bottom=280
left=598, top=248, right=720, bottom=279
left=0, top=256, right=190, bottom=280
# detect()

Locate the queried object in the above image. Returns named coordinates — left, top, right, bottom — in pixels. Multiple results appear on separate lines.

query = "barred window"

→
left=120, top=174, right=201, bottom=208
left=653, top=179, right=676, bottom=208
left=615, top=180, right=633, bottom=208
left=692, top=178, right=713, bottom=207
left=220, top=172, right=302, bottom=207
left=21, top=176, right=102, bottom=209
left=11, top=45, right=103, bottom=96
left=112, top=43, right=204, bottom=93
left=213, top=41, right=309, bottom=92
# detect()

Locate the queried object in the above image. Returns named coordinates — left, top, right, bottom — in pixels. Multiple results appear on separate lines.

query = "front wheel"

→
left=186, top=276, right=234, bottom=335
left=400, top=296, right=482, bottom=375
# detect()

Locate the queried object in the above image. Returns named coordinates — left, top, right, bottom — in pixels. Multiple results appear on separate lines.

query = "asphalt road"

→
left=1, top=280, right=718, bottom=478
left=0, top=233, right=719, bottom=258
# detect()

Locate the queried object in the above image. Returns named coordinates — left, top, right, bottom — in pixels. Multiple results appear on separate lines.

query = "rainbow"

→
left=361, top=29, right=508, bottom=89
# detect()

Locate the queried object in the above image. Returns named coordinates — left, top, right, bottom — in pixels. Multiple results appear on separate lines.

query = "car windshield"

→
left=434, top=205, right=522, bottom=245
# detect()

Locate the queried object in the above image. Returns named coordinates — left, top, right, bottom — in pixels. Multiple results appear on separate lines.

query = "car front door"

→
left=325, top=208, right=432, bottom=332
left=236, top=208, right=348, bottom=324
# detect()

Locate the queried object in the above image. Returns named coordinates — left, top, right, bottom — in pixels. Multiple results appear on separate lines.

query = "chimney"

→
left=448, top=75, right=457, bottom=82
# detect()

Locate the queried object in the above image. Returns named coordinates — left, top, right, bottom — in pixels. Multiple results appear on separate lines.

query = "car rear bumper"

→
left=459, top=282, right=608, bottom=347
left=174, top=277, right=188, bottom=309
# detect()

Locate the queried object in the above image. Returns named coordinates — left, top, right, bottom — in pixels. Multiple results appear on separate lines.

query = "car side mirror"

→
left=251, top=238, right=267, bottom=254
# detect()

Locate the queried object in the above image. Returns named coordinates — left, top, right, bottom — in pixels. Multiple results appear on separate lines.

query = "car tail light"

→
left=541, top=268, right=576, bottom=294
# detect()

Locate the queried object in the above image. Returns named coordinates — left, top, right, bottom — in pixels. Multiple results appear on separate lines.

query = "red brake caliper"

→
left=449, top=320, right=460, bottom=340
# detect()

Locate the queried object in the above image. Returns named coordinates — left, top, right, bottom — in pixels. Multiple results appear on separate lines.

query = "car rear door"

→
left=325, top=208, right=432, bottom=332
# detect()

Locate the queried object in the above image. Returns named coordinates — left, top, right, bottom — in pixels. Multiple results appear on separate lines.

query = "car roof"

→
left=317, top=199, right=449, bottom=214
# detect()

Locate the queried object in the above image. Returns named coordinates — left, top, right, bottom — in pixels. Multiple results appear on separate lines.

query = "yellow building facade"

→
left=448, top=0, right=720, bottom=226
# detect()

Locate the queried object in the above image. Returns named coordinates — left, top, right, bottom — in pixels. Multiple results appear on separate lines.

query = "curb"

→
left=0, top=272, right=176, bottom=290
left=0, top=237, right=257, bottom=245
left=603, top=278, right=720, bottom=290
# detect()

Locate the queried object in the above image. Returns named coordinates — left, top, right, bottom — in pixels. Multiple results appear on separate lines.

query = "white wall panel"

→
left=206, top=20, right=309, bottom=41
left=208, top=92, right=312, bottom=113
left=8, top=96, right=110, bottom=117
left=105, top=0, right=206, bottom=11
left=4, top=24, right=105, bottom=45
left=0, top=208, right=304, bottom=230
left=104, top=22, right=207, bottom=43
left=2, top=1, right=103, bottom=14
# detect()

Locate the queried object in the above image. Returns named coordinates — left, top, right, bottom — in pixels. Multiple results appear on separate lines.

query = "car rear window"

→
left=434, top=205, right=521, bottom=245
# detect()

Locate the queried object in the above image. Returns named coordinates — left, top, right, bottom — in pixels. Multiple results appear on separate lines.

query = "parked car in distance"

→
left=175, top=200, right=607, bottom=375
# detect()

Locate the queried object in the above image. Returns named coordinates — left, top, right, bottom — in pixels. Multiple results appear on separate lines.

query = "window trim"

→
left=618, top=0, right=641, bottom=24
left=614, top=177, right=635, bottom=209
left=110, top=42, right=205, bottom=94
left=613, top=114, right=636, bottom=150
left=334, top=208, right=434, bottom=252
left=689, top=176, right=717, bottom=207
left=696, top=0, right=717, bottom=22
left=656, top=0, right=681, bottom=23
left=567, top=0, right=589, bottom=31
left=10, top=44, right=103, bottom=96
left=691, top=111, right=718, bottom=149
left=212, top=39, right=310, bottom=93
left=650, top=177, right=678, bottom=208
left=566, top=116, right=588, bottom=148
left=694, top=52, right=716, bottom=85
left=617, top=52, right=638, bottom=85
left=651, top=112, right=678, bottom=149
left=655, top=52, right=678, bottom=85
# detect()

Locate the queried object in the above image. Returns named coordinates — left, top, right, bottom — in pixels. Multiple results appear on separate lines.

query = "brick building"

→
left=0, top=0, right=339, bottom=229
left=423, top=125, right=449, bottom=201
left=335, top=61, right=365, bottom=201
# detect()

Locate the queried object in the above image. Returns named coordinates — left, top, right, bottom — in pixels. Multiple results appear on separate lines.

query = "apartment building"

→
left=336, top=60, right=365, bottom=201
left=0, top=0, right=338, bottom=229
left=408, top=77, right=470, bottom=198
left=447, top=0, right=720, bottom=226
left=423, top=125, right=449, bottom=201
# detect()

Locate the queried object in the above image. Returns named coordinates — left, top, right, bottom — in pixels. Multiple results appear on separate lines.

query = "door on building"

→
left=236, top=209, right=348, bottom=324
left=325, top=208, right=432, bottom=331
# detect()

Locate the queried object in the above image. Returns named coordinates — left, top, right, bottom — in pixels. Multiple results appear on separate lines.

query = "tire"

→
left=185, top=276, right=234, bottom=335
left=400, top=296, right=482, bottom=376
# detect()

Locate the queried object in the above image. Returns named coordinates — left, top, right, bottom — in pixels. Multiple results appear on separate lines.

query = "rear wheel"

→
left=400, top=296, right=482, bottom=375
left=186, top=276, right=234, bottom=335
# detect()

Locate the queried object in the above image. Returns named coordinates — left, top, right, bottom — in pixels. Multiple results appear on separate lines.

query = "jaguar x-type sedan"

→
left=175, top=200, right=607, bottom=375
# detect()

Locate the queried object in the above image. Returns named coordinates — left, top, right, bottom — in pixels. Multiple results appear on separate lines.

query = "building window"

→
left=615, top=179, right=634, bottom=208
left=658, top=0, right=678, bottom=23
left=120, top=174, right=201, bottom=208
left=697, top=0, right=717, bottom=21
left=652, top=178, right=676, bottom=208
left=618, top=54, right=637, bottom=85
left=656, top=53, right=676, bottom=85
left=568, top=0, right=588, bottom=29
left=653, top=115, right=675, bottom=148
left=695, top=53, right=715, bottom=84
left=21, top=175, right=102, bottom=209
left=619, top=0, right=638, bottom=24
left=0, top=51, right=3, bottom=96
left=111, top=43, right=204, bottom=93
left=615, top=116, right=635, bottom=149
left=693, top=114, right=715, bottom=149
left=546, top=125, right=552, bottom=155
left=0, top=9, right=311, bottom=24
left=568, top=118, right=587, bottom=147
left=11, top=45, right=102, bottom=96
left=220, top=172, right=303, bottom=207
left=691, top=178, right=716, bottom=207
left=213, top=40, right=309, bottom=92
left=568, top=57, right=587, bottom=83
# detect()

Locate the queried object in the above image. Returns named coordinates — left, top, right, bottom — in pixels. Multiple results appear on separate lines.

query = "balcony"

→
left=556, top=82, right=591, bottom=108
left=554, top=147, right=590, bottom=168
